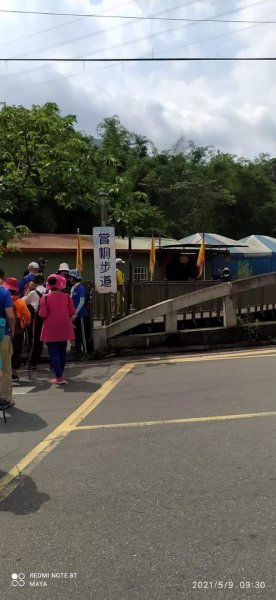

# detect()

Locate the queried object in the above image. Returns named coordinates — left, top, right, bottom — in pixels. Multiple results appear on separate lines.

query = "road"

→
left=0, top=348, right=276, bottom=599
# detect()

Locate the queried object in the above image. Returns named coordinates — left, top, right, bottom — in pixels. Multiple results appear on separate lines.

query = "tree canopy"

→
left=1, top=102, right=276, bottom=247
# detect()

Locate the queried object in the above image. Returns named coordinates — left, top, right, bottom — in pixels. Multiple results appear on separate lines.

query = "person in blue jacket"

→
left=0, top=285, right=15, bottom=407
left=18, top=262, right=40, bottom=296
left=69, top=269, right=90, bottom=355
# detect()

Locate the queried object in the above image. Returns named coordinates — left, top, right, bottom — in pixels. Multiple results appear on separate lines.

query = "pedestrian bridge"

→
left=93, top=273, right=276, bottom=351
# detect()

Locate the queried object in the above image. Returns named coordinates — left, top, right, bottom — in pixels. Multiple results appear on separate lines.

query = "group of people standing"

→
left=0, top=261, right=91, bottom=409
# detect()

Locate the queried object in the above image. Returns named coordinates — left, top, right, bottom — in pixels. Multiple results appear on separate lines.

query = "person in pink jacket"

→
left=39, top=274, right=76, bottom=385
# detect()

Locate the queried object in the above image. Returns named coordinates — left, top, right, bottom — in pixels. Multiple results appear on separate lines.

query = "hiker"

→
left=39, top=274, right=75, bottom=385
left=0, top=283, right=15, bottom=407
left=5, top=278, right=31, bottom=381
left=57, top=262, right=71, bottom=294
left=219, top=267, right=232, bottom=282
left=23, top=274, right=46, bottom=368
left=22, top=274, right=46, bottom=352
left=18, top=262, right=40, bottom=296
left=69, top=269, right=90, bottom=356
left=116, top=258, right=126, bottom=316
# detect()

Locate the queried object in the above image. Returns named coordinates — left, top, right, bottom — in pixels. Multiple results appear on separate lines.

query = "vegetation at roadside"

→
left=1, top=101, right=276, bottom=247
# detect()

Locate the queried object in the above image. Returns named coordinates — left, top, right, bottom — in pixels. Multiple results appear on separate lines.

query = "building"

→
left=178, top=233, right=271, bottom=279
left=0, top=234, right=182, bottom=281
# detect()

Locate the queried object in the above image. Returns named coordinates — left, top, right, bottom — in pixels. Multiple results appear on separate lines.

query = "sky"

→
left=0, top=0, right=276, bottom=157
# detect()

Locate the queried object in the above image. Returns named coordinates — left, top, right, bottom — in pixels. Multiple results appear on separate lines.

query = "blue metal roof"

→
left=179, top=233, right=269, bottom=255
left=239, top=235, right=276, bottom=254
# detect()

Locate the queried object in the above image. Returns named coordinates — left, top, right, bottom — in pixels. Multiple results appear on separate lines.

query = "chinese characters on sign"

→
left=93, top=227, right=117, bottom=293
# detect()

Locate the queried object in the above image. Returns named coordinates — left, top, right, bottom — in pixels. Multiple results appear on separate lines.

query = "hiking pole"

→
left=25, top=328, right=31, bottom=381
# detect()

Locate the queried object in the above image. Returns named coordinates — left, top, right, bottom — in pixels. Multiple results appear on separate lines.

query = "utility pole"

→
left=128, top=235, right=133, bottom=311
left=99, top=190, right=107, bottom=227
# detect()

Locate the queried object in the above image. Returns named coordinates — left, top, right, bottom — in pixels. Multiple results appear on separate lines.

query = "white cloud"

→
left=0, top=0, right=276, bottom=157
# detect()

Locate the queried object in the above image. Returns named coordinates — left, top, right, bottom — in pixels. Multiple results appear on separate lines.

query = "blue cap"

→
left=69, top=269, right=82, bottom=280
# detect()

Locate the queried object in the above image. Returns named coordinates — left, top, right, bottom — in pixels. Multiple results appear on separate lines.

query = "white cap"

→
left=58, top=262, right=70, bottom=272
left=116, top=258, right=125, bottom=265
left=28, top=262, right=39, bottom=269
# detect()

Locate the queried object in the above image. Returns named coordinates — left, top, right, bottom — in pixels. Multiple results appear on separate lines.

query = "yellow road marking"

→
left=0, top=362, right=134, bottom=500
left=136, top=348, right=276, bottom=366
left=1, top=347, right=276, bottom=499
left=73, top=411, right=276, bottom=430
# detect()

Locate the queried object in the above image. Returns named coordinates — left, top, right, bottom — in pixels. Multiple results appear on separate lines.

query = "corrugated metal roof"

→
left=179, top=232, right=247, bottom=247
left=7, top=234, right=181, bottom=253
left=239, top=234, right=276, bottom=253
left=178, top=232, right=270, bottom=256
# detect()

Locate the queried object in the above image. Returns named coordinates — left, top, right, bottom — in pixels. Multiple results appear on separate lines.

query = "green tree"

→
left=0, top=102, right=98, bottom=235
left=140, top=147, right=235, bottom=238
left=94, top=116, right=166, bottom=236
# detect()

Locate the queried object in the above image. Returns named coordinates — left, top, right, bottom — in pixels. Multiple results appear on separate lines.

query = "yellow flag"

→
left=76, top=230, right=83, bottom=272
left=149, top=236, right=156, bottom=281
left=196, top=238, right=205, bottom=278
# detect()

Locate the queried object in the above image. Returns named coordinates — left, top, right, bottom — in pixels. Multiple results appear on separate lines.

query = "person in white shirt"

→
left=23, top=276, right=46, bottom=312
left=23, top=274, right=46, bottom=367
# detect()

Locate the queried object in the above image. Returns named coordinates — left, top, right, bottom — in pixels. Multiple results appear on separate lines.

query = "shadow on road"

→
left=0, top=407, right=48, bottom=433
left=0, top=470, right=50, bottom=514
left=62, top=379, right=102, bottom=395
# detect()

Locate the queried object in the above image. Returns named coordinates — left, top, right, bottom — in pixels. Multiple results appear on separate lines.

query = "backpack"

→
left=13, top=300, right=28, bottom=335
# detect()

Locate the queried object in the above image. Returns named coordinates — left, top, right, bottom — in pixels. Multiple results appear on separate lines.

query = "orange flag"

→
left=76, top=229, right=83, bottom=272
left=196, top=237, right=205, bottom=278
left=149, top=236, right=156, bottom=281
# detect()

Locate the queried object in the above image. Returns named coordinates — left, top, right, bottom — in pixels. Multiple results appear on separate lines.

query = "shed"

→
left=178, top=233, right=271, bottom=278
left=239, top=235, right=276, bottom=273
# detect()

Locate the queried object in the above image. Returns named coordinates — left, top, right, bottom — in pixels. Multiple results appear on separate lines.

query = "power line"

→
left=6, top=1, right=267, bottom=64
left=0, top=0, right=136, bottom=49
left=0, top=0, right=269, bottom=94
left=0, top=8, right=276, bottom=24
left=0, top=1, right=195, bottom=79
left=11, top=3, right=199, bottom=62
left=3, top=62, right=122, bottom=95
left=0, top=18, right=87, bottom=49
left=1, top=57, right=276, bottom=62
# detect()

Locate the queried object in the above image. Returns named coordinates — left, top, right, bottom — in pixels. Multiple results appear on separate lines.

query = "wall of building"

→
left=0, top=251, right=161, bottom=282
left=212, top=254, right=272, bottom=278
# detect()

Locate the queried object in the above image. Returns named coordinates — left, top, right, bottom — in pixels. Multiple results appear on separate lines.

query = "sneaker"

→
left=50, top=377, right=67, bottom=385
left=57, top=377, right=67, bottom=385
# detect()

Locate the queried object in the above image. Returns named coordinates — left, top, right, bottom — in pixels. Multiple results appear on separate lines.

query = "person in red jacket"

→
left=39, top=274, right=75, bottom=385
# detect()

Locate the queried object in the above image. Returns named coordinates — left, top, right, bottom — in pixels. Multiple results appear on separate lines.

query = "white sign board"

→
left=93, top=227, right=117, bottom=294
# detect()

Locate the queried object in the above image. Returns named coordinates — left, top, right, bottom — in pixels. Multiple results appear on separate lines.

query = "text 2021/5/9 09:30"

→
left=192, top=581, right=265, bottom=590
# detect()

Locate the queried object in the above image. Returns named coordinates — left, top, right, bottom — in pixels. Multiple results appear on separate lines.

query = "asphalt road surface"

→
left=0, top=348, right=276, bottom=600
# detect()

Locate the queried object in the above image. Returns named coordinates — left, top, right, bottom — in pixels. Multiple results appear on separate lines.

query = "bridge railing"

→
left=93, top=274, right=276, bottom=349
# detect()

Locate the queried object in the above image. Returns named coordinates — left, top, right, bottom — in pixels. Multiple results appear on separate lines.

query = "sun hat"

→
left=58, top=262, right=70, bottom=272
left=69, top=269, right=82, bottom=280
left=46, top=274, right=66, bottom=291
left=4, top=277, right=19, bottom=293
left=28, top=262, right=39, bottom=269
left=116, top=258, right=125, bottom=265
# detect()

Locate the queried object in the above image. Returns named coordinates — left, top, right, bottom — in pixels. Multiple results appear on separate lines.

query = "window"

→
left=134, top=266, right=148, bottom=282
